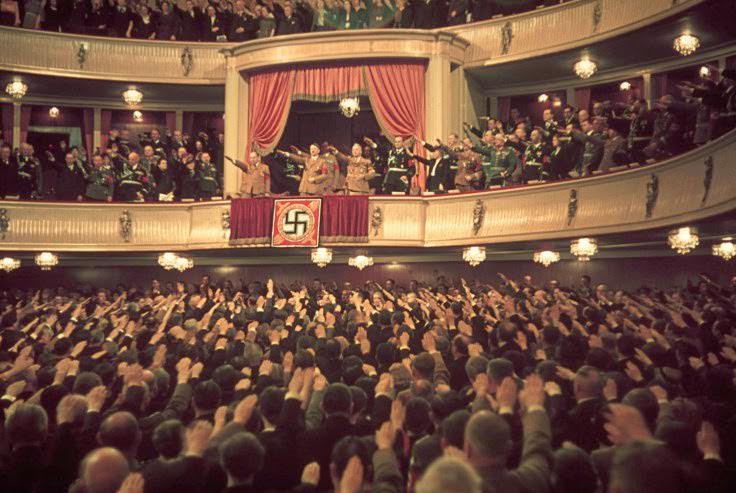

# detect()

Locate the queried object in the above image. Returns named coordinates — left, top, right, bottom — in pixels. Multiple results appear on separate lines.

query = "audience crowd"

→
left=0, top=272, right=735, bottom=493
left=1, top=0, right=566, bottom=41
left=0, top=68, right=734, bottom=201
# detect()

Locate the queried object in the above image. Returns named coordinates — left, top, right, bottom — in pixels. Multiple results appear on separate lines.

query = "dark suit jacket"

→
left=142, top=456, right=207, bottom=493
left=556, top=397, right=606, bottom=452
left=298, top=414, right=354, bottom=491
left=476, top=410, right=552, bottom=493
left=254, top=397, right=304, bottom=492
left=55, top=164, right=86, bottom=200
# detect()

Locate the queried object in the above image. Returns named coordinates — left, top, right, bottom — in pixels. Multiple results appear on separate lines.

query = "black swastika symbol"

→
left=283, top=209, right=310, bottom=236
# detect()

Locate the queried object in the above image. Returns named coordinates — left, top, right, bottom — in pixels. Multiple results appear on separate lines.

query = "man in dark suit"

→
left=176, top=0, right=202, bottom=41
left=298, top=382, right=354, bottom=491
left=554, top=365, right=607, bottom=453
left=56, top=152, right=87, bottom=201
left=465, top=374, right=552, bottom=493
left=414, top=148, right=451, bottom=193
left=0, top=143, right=17, bottom=198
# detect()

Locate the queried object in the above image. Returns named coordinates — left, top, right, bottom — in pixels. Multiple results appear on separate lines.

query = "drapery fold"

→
left=100, top=110, right=112, bottom=150
left=81, top=108, right=94, bottom=162
left=0, top=103, right=12, bottom=143
left=229, top=195, right=369, bottom=244
left=293, top=65, right=366, bottom=102
left=19, top=105, right=31, bottom=145
left=246, top=70, right=295, bottom=159
left=574, top=87, right=591, bottom=112
left=321, top=195, right=369, bottom=242
left=365, top=62, right=426, bottom=190
left=229, top=196, right=275, bottom=245
left=165, top=112, right=177, bottom=134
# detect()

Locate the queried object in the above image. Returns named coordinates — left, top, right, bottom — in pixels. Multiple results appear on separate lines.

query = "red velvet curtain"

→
left=246, top=70, right=295, bottom=160
left=100, top=110, right=112, bottom=149
left=497, top=97, right=511, bottom=122
left=365, top=62, right=426, bottom=190
left=0, top=103, right=12, bottom=143
left=574, top=87, right=591, bottom=112
left=293, top=65, right=365, bottom=101
left=82, top=108, right=94, bottom=160
left=321, top=195, right=369, bottom=242
left=230, top=196, right=369, bottom=244
left=165, top=112, right=177, bottom=134
left=19, top=105, right=32, bottom=144
left=183, top=112, right=195, bottom=138
left=654, top=73, right=669, bottom=99
left=229, top=196, right=275, bottom=245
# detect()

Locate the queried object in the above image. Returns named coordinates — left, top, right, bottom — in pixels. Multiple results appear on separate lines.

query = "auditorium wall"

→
left=2, top=255, right=734, bottom=291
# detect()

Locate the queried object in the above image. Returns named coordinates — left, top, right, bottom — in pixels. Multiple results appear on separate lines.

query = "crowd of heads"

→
left=0, top=0, right=567, bottom=41
left=0, top=271, right=735, bottom=492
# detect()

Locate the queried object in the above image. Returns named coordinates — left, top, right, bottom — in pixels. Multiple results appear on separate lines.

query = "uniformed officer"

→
left=329, top=143, right=375, bottom=195
left=382, top=135, right=414, bottom=194
left=277, top=144, right=333, bottom=196
left=227, top=152, right=271, bottom=198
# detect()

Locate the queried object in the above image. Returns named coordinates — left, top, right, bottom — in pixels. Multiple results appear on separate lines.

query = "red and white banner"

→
left=271, top=198, right=322, bottom=247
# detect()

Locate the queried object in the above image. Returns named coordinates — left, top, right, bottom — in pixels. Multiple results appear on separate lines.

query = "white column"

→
left=12, top=102, right=21, bottom=148
left=175, top=110, right=183, bottom=132
left=93, top=107, right=102, bottom=152
left=642, top=73, right=653, bottom=107
left=460, top=69, right=485, bottom=126
left=223, top=62, right=248, bottom=197
left=425, top=53, right=451, bottom=141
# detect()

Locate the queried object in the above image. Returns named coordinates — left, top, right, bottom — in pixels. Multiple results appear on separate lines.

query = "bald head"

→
left=98, top=411, right=140, bottom=457
left=464, top=410, right=511, bottom=463
left=82, top=447, right=130, bottom=493
left=416, top=456, right=482, bottom=493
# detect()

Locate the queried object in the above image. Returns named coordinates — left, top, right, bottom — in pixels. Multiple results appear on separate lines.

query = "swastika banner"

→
left=271, top=198, right=322, bottom=247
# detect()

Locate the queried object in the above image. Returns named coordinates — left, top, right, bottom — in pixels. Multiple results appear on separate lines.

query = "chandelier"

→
left=537, top=93, right=549, bottom=103
left=173, top=255, right=193, bottom=272
left=338, top=97, right=360, bottom=118
left=570, top=238, right=598, bottom=261
left=463, top=246, right=486, bottom=267
left=348, top=255, right=374, bottom=270
left=158, top=252, right=179, bottom=270
left=122, top=88, right=143, bottom=107
left=712, top=238, right=736, bottom=260
left=533, top=250, right=560, bottom=267
left=573, top=57, right=597, bottom=79
left=0, top=257, right=20, bottom=272
left=311, top=247, right=332, bottom=267
left=49, top=107, right=60, bottom=119
left=35, top=252, right=59, bottom=270
left=619, top=81, right=631, bottom=91
left=673, top=34, right=700, bottom=56
left=133, top=110, right=144, bottom=122
left=667, top=227, right=699, bottom=254
left=5, top=80, right=27, bottom=99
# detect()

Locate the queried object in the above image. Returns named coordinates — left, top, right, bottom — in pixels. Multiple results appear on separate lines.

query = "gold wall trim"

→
left=0, top=130, right=734, bottom=252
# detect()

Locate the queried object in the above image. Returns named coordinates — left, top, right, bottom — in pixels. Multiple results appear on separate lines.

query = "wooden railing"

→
left=1, top=129, right=733, bottom=252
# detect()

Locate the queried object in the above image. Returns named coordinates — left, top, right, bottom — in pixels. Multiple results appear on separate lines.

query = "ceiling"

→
left=466, top=0, right=736, bottom=90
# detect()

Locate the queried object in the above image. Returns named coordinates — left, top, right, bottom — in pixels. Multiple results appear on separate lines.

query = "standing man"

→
left=413, top=148, right=450, bottom=193
left=226, top=152, right=271, bottom=198
left=16, top=143, right=41, bottom=199
left=328, top=143, right=375, bottom=195
left=85, top=154, right=116, bottom=201
left=381, top=135, right=414, bottom=194
left=197, top=152, right=220, bottom=199
left=522, top=129, right=548, bottom=182
left=56, top=152, right=87, bottom=201
left=0, top=144, right=18, bottom=198
left=277, top=144, right=333, bottom=196
left=468, top=132, right=518, bottom=188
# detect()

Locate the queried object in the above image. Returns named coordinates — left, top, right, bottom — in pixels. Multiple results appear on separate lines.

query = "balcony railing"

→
left=0, top=129, right=733, bottom=252
left=0, top=0, right=700, bottom=83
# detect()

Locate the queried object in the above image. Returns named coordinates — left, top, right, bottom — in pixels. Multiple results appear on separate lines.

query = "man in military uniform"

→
left=16, top=143, right=41, bottom=199
left=328, top=143, right=375, bottom=195
left=226, top=152, right=271, bottom=198
left=140, top=145, right=160, bottom=174
left=451, top=138, right=481, bottom=192
left=627, top=98, right=655, bottom=163
left=197, top=152, right=220, bottom=200
left=0, top=144, right=17, bottom=198
left=539, top=109, right=560, bottom=144
left=363, top=136, right=391, bottom=194
left=381, top=135, right=414, bottom=194
left=572, top=118, right=606, bottom=176
left=116, top=152, right=153, bottom=202
left=468, top=132, right=519, bottom=188
left=278, top=144, right=333, bottom=196
left=522, top=129, right=549, bottom=182
left=85, top=154, right=115, bottom=202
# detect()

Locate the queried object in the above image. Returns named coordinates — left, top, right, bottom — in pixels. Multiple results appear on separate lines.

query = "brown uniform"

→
left=452, top=148, right=481, bottom=192
left=239, top=161, right=270, bottom=197
left=334, top=152, right=375, bottom=194
left=290, top=153, right=333, bottom=195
